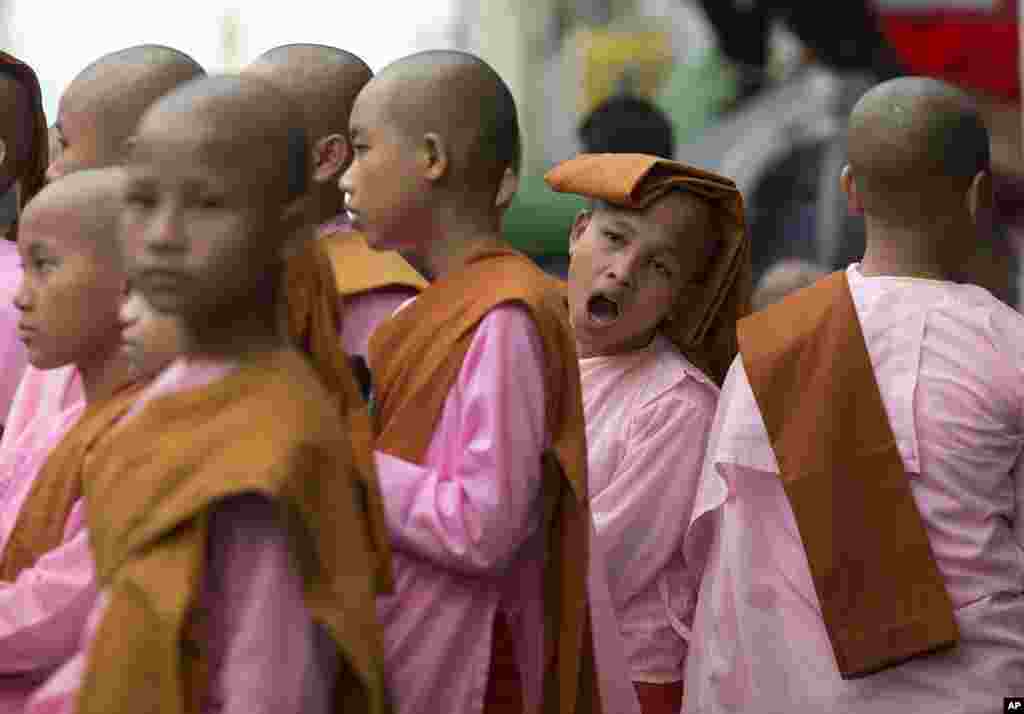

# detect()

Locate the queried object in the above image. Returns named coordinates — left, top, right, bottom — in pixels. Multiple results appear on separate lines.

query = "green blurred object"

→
left=503, top=48, right=737, bottom=260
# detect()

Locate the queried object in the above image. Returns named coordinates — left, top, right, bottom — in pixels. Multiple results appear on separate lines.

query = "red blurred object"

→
left=874, top=0, right=1019, bottom=101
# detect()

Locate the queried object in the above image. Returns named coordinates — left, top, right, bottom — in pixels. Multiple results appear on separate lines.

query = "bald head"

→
left=247, top=44, right=371, bottom=143
left=21, top=168, right=123, bottom=263
left=365, top=50, right=521, bottom=194
left=136, top=73, right=309, bottom=207
left=847, top=77, right=989, bottom=223
left=53, top=45, right=205, bottom=176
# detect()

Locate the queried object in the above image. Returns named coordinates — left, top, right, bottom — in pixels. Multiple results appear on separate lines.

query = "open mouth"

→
left=586, top=293, right=620, bottom=325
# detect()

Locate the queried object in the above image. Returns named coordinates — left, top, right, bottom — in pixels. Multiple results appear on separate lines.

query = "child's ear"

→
left=313, top=134, right=350, bottom=183
left=422, top=132, right=448, bottom=183
left=0, top=137, right=7, bottom=170
left=495, top=167, right=519, bottom=210
left=840, top=165, right=863, bottom=216
left=967, top=169, right=994, bottom=229
left=568, top=210, right=592, bottom=257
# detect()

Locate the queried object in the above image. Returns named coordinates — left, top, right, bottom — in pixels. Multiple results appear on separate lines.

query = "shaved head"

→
left=244, top=44, right=371, bottom=221
left=55, top=45, right=205, bottom=172
left=247, top=44, right=371, bottom=145
left=138, top=74, right=309, bottom=204
left=847, top=77, right=990, bottom=223
left=366, top=50, right=521, bottom=196
left=21, top=168, right=123, bottom=263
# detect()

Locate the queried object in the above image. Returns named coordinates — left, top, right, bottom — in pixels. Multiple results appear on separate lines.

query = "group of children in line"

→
left=0, top=37, right=1017, bottom=714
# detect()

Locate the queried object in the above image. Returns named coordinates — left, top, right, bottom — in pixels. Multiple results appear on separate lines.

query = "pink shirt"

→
left=339, top=290, right=417, bottom=361
left=0, top=368, right=83, bottom=454
left=0, top=241, right=27, bottom=426
left=581, top=334, right=718, bottom=684
left=318, top=215, right=418, bottom=361
left=374, top=300, right=640, bottom=714
left=27, top=358, right=335, bottom=714
left=0, top=401, right=91, bottom=712
left=683, top=264, right=1024, bottom=714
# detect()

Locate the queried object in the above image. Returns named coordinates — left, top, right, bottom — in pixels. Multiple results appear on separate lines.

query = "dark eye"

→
left=124, top=190, right=157, bottom=211
left=352, top=143, right=369, bottom=156
left=32, top=257, right=57, bottom=274
left=603, top=231, right=623, bottom=245
left=197, top=195, right=225, bottom=210
left=652, top=260, right=672, bottom=278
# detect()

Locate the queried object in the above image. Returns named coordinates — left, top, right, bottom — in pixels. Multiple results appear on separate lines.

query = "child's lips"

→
left=586, top=293, right=621, bottom=326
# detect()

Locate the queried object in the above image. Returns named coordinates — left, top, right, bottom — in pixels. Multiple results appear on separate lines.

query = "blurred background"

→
left=2, top=0, right=1020, bottom=306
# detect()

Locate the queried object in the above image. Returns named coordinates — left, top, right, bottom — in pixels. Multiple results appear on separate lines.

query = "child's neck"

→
left=419, top=224, right=505, bottom=282
left=78, top=342, right=135, bottom=404
left=859, top=216, right=958, bottom=281
left=186, top=311, right=286, bottom=363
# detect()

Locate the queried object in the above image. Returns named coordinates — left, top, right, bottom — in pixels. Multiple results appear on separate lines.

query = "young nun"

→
left=0, top=52, right=49, bottom=430
left=2, top=45, right=205, bottom=453
left=340, top=49, right=645, bottom=714
left=27, top=74, right=385, bottom=714
left=244, top=46, right=425, bottom=594
left=0, top=169, right=141, bottom=712
left=544, top=153, right=751, bottom=714
left=683, top=77, right=1024, bottom=713
left=244, top=44, right=426, bottom=364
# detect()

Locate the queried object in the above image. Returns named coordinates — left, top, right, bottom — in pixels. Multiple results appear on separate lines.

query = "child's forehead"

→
left=596, top=192, right=713, bottom=234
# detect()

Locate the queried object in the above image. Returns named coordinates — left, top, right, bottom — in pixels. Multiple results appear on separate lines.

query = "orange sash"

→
left=78, top=349, right=386, bottom=714
left=737, top=271, right=958, bottom=678
left=0, top=383, right=144, bottom=582
left=284, top=237, right=393, bottom=593
left=369, top=245, right=601, bottom=714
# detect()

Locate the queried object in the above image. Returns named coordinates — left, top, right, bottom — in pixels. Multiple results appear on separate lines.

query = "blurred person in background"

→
left=752, top=258, right=828, bottom=310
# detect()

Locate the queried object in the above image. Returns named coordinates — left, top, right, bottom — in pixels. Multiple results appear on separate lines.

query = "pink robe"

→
left=318, top=215, right=418, bottom=361
left=0, top=401, right=90, bottom=713
left=0, top=241, right=27, bottom=426
left=27, top=358, right=335, bottom=714
left=0, top=368, right=83, bottom=454
left=582, top=334, right=718, bottom=685
left=374, top=301, right=640, bottom=714
left=683, top=264, right=1024, bottom=714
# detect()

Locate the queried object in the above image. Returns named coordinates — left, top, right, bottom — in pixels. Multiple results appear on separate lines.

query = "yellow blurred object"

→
left=575, top=27, right=674, bottom=116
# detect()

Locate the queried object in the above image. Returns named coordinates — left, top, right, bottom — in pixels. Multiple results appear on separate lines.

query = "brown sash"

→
left=320, top=229, right=427, bottom=297
left=78, top=349, right=386, bottom=714
left=0, top=383, right=144, bottom=582
left=284, top=237, right=394, bottom=594
left=369, top=244, right=601, bottom=714
left=737, top=270, right=958, bottom=679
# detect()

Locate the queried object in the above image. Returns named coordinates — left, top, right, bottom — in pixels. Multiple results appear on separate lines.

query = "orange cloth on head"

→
left=369, top=244, right=601, bottom=714
left=0, top=383, right=145, bottom=582
left=737, top=271, right=958, bottom=679
left=320, top=229, right=427, bottom=297
left=544, top=153, right=752, bottom=385
left=77, top=349, right=386, bottom=714
left=284, top=237, right=393, bottom=594
left=0, top=51, right=48, bottom=239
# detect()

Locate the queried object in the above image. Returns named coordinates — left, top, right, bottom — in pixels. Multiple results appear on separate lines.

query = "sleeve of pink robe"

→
left=373, top=303, right=547, bottom=576
left=0, top=499, right=96, bottom=674
left=339, top=288, right=420, bottom=361
left=598, top=385, right=717, bottom=683
left=202, top=493, right=335, bottom=714
left=22, top=494, right=334, bottom=714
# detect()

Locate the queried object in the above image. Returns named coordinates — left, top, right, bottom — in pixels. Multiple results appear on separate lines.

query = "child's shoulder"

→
left=632, top=335, right=720, bottom=413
